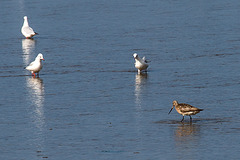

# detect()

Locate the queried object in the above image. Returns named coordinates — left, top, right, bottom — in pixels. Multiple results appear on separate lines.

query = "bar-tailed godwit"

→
left=168, top=100, right=203, bottom=122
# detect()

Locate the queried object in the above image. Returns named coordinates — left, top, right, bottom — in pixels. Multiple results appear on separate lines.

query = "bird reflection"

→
left=26, top=74, right=46, bottom=156
left=174, top=123, right=201, bottom=158
left=134, top=72, right=148, bottom=150
left=175, top=123, right=200, bottom=138
left=135, top=72, right=148, bottom=108
left=134, top=73, right=148, bottom=127
left=26, top=77, right=45, bottom=130
left=22, top=39, right=36, bottom=66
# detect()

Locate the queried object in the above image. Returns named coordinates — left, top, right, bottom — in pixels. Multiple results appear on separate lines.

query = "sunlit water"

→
left=1, top=0, right=240, bottom=159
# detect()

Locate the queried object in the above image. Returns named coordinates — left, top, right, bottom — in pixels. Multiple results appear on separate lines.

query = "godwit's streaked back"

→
left=168, top=100, right=203, bottom=122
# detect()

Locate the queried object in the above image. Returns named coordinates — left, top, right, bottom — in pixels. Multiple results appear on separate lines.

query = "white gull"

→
left=21, top=16, right=38, bottom=39
left=25, top=53, right=44, bottom=77
left=133, top=53, right=149, bottom=74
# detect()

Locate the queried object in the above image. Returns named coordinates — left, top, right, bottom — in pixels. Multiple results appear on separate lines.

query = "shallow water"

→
left=1, top=0, right=240, bottom=159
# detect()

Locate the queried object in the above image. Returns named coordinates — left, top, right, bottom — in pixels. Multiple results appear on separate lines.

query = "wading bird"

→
left=25, top=53, right=44, bottom=78
left=133, top=53, right=149, bottom=74
left=169, top=100, right=203, bottom=122
left=21, top=16, right=38, bottom=39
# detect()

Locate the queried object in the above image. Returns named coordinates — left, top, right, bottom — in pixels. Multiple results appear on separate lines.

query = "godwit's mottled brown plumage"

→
left=168, top=100, right=203, bottom=122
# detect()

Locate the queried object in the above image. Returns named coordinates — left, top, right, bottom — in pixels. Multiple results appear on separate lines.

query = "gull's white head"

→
left=24, top=16, right=28, bottom=20
left=36, top=53, right=45, bottom=61
left=133, top=53, right=138, bottom=58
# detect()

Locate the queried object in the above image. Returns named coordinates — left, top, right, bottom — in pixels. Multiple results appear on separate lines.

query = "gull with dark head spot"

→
left=169, top=100, right=203, bottom=122
left=133, top=53, right=149, bottom=74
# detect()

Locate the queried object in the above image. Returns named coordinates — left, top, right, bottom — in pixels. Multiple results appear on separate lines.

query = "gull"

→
left=21, top=16, right=38, bottom=39
left=25, top=53, right=45, bottom=77
left=168, top=100, right=203, bottom=122
left=133, top=53, right=149, bottom=74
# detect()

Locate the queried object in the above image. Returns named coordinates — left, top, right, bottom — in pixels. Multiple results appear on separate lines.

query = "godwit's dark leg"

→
left=181, top=116, right=184, bottom=122
left=189, top=115, right=192, bottom=122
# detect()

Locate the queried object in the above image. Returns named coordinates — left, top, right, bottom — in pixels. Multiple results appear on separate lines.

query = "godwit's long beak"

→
left=168, top=106, right=174, bottom=114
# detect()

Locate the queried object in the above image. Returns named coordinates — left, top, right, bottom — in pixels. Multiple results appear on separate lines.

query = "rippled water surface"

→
left=1, top=0, right=240, bottom=159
